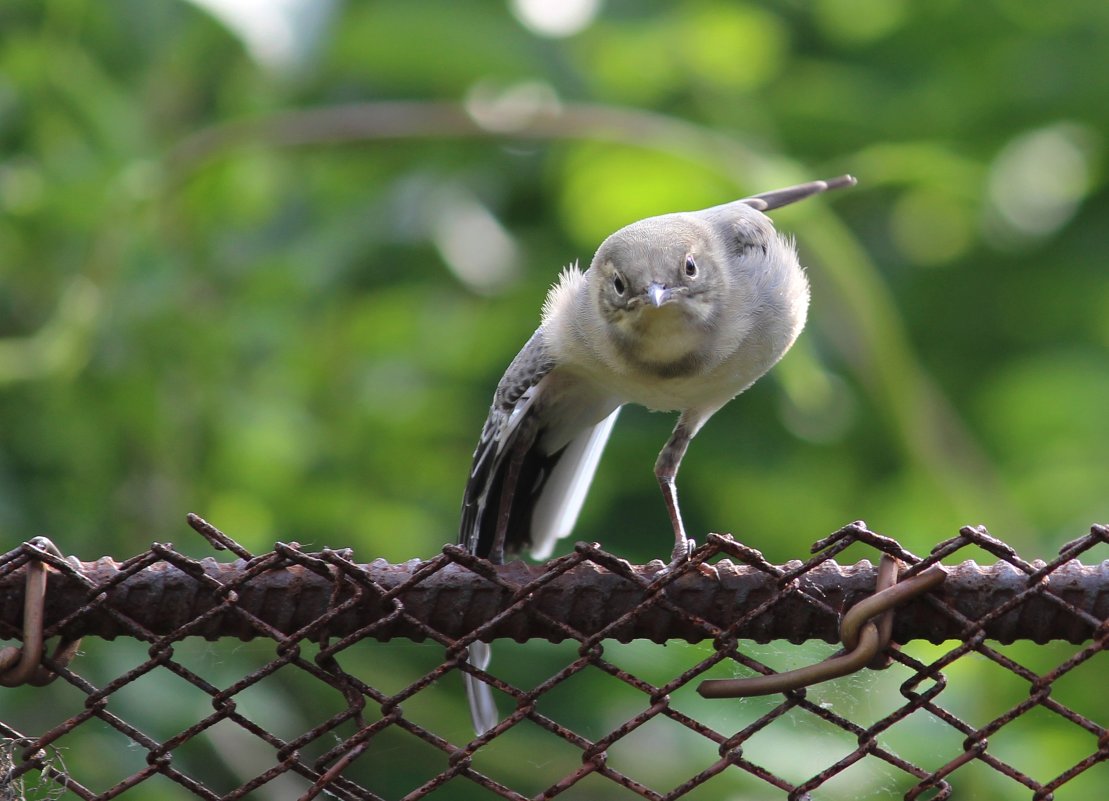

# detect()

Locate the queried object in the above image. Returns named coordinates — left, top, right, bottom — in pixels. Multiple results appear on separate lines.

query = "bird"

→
left=458, top=175, right=856, bottom=733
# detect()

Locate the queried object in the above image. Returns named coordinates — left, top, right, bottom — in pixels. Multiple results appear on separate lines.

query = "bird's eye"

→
left=613, top=272, right=626, bottom=295
left=685, top=255, right=698, bottom=278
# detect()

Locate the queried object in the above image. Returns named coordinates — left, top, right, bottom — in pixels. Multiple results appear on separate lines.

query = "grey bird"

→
left=459, top=175, right=856, bottom=733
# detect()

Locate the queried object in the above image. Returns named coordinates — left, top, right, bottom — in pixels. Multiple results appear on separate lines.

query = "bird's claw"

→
left=666, top=536, right=695, bottom=570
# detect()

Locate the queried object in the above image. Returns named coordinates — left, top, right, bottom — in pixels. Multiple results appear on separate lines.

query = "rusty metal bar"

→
left=1, top=537, right=1107, bottom=645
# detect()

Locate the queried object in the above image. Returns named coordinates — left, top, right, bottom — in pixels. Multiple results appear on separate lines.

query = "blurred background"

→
left=1, top=1, right=1107, bottom=799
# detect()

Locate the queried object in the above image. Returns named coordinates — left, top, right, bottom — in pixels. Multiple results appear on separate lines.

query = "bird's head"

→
left=588, top=175, right=855, bottom=339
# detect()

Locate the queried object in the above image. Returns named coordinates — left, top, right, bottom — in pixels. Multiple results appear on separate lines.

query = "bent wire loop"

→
left=0, top=536, right=83, bottom=687
left=698, top=555, right=948, bottom=698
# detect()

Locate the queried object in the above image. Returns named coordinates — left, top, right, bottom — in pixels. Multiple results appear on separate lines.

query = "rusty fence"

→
left=1, top=516, right=1107, bottom=800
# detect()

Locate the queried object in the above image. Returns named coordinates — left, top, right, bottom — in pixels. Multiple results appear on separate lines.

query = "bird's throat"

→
left=608, top=306, right=709, bottom=378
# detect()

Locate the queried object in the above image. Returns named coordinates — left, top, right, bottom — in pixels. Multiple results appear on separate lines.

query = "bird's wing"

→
left=460, top=327, right=621, bottom=561
left=528, top=405, right=620, bottom=559
left=459, top=328, right=556, bottom=559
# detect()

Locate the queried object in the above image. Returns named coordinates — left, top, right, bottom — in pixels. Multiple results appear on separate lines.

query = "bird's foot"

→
left=665, top=536, right=695, bottom=571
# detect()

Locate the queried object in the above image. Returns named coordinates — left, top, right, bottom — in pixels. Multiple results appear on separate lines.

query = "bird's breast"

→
left=587, top=313, right=794, bottom=413
left=602, top=365, right=747, bottom=413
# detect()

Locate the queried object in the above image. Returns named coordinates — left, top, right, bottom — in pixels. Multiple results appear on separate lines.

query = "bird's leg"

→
left=655, top=421, right=694, bottom=565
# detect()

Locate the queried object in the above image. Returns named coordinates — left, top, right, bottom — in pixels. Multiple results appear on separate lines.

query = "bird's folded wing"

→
left=459, top=329, right=555, bottom=558
left=528, top=406, right=621, bottom=559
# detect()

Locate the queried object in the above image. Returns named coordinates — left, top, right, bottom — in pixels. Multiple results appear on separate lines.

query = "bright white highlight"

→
left=986, top=123, right=1097, bottom=242
left=510, top=0, right=601, bottom=38
left=430, top=188, right=520, bottom=295
left=185, top=0, right=335, bottom=71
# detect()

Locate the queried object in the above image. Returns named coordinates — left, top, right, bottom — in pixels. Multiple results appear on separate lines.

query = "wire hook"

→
left=0, top=536, right=82, bottom=687
left=698, top=555, right=946, bottom=698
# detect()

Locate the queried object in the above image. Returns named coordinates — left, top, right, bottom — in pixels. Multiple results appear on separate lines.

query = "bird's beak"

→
left=646, top=282, right=672, bottom=308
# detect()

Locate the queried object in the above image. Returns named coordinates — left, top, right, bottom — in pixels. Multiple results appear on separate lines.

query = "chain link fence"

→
left=1, top=517, right=1107, bottom=800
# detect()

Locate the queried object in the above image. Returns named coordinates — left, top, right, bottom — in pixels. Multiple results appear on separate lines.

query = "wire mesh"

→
left=1, top=519, right=1107, bottom=800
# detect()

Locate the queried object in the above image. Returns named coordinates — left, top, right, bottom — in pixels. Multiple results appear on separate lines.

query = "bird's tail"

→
left=464, top=641, right=498, bottom=735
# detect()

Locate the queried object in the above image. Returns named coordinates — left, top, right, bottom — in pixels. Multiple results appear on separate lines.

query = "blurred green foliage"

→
left=1, top=1, right=1107, bottom=799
